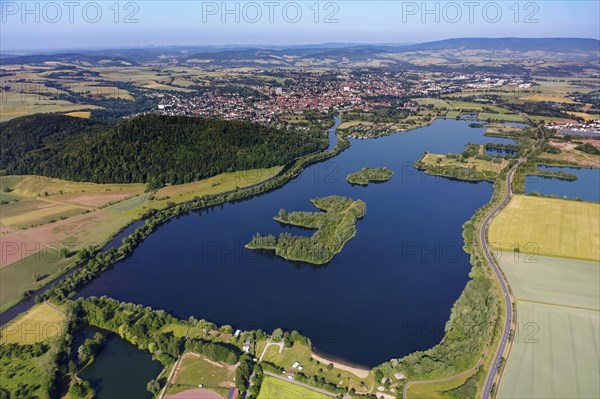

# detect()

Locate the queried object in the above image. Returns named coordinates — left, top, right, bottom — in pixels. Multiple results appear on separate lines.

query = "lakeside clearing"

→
left=415, top=152, right=509, bottom=181
left=166, top=353, right=234, bottom=398
left=262, top=341, right=373, bottom=394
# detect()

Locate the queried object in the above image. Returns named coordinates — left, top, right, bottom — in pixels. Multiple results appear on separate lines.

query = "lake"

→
left=79, top=332, right=162, bottom=399
left=525, top=166, right=600, bottom=202
left=77, top=119, right=508, bottom=367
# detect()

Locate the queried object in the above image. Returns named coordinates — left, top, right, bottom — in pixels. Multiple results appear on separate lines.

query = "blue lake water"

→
left=77, top=119, right=503, bottom=367
left=525, top=166, right=600, bottom=202
left=503, top=122, right=529, bottom=129
left=100, top=220, right=146, bottom=252
left=79, top=332, right=162, bottom=399
left=486, top=148, right=517, bottom=157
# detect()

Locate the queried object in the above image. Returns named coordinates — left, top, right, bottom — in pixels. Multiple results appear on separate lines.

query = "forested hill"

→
left=1, top=114, right=327, bottom=187
left=0, top=114, right=98, bottom=170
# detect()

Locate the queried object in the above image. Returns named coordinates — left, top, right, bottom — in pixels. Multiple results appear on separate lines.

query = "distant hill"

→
left=1, top=114, right=327, bottom=187
left=3, top=38, right=597, bottom=67
left=399, top=37, right=600, bottom=52
left=0, top=52, right=139, bottom=66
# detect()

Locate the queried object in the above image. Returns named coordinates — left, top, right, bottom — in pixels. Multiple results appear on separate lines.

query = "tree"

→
left=374, top=369, right=384, bottom=382
left=78, top=344, right=91, bottom=363
left=68, top=381, right=92, bottom=398
left=147, top=379, right=161, bottom=396
left=271, top=328, right=284, bottom=342
left=277, top=209, right=288, bottom=220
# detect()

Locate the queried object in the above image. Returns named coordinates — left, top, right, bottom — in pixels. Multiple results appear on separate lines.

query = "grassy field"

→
left=0, top=302, right=66, bottom=344
left=495, top=231, right=600, bottom=398
left=257, top=376, right=332, bottom=399
left=0, top=92, right=101, bottom=122
left=405, top=369, right=478, bottom=399
left=166, top=354, right=234, bottom=397
left=489, top=195, right=600, bottom=261
left=262, top=342, right=373, bottom=394
left=418, top=153, right=509, bottom=180
left=414, top=98, right=453, bottom=109
left=151, top=167, right=283, bottom=210
left=0, top=349, right=55, bottom=399
left=478, top=113, right=526, bottom=122
left=497, top=252, right=600, bottom=309
left=520, top=93, right=576, bottom=103
left=498, top=301, right=599, bottom=399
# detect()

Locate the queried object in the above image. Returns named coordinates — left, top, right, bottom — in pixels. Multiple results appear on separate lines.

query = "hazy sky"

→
left=1, top=0, right=599, bottom=51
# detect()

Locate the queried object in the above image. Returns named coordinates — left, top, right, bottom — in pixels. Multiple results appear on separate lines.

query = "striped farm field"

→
left=498, top=301, right=599, bottom=399
left=497, top=252, right=599, bottom=398
left=489, top=195, right=600, bottom=262
left=257, top=376, right=331, bottom=399
left=496, top=253, right=599, bottom=310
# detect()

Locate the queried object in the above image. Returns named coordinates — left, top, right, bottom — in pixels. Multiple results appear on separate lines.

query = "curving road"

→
left=481, top=124, right=544, bottom=399
left=479, top=159, right=523, bottom=399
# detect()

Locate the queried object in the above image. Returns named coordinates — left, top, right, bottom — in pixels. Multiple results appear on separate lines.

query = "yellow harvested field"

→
left=568, top=111, right=600, bottom=121
left=4, top=175, right=145, bottom=198
left=339, top=121, right=373, bottom=129
left=520, top=93, right=576, bottom=103
left=0, top=302, right=65, bottom=344
left=64, top=111, right=91, bottom=118
left=154, top=167, right=283, bottom=206
left=489, top=195, right=600, bottom=261
left=0, top=198, right=85, bottom=230
left=0, top=92, right=101, bottom=122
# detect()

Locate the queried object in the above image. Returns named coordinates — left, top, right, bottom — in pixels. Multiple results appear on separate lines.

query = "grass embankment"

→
left=257, top=376, right=332, bottom=399
left=346, top=167, right=394, bottom=185
left=489, top=195, right=600, bottom=262
left=246, top=196, right=366, bottom=264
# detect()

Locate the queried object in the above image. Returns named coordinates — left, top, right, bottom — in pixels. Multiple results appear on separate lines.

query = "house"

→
left=292, top=361, right=300, bottom=368
left=242, top=345, right=250, bottom=352
left=234, top=329, right=242, bottom=338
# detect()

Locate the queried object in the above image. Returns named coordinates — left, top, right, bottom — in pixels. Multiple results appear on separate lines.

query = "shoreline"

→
left=310, top=352, right=370, bottom=379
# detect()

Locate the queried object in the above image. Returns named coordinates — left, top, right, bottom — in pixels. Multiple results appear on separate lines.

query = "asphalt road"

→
left=479, top=161, right=521, bottom=398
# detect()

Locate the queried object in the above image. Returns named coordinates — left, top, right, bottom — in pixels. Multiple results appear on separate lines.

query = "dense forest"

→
left=0, top=114, right=98, bottom=170
left=1, top=114, right=327, bottom=187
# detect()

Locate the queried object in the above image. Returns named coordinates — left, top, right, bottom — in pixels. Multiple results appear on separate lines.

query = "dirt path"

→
left=258, top=339, right=283, bottom=362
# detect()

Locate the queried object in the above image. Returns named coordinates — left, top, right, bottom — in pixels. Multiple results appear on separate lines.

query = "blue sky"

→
left=1, top=1, right=599, bottom=51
